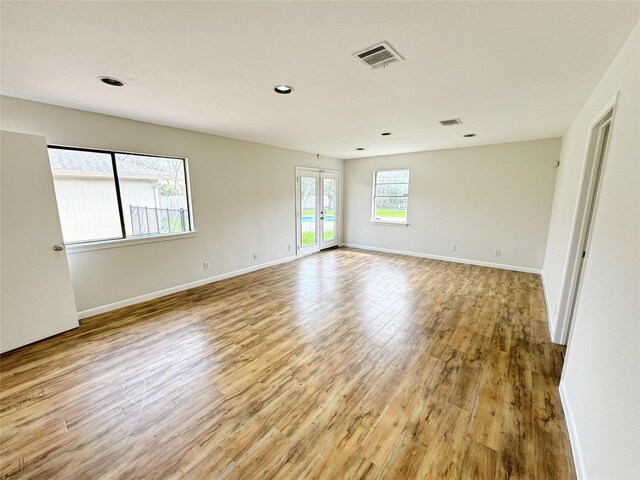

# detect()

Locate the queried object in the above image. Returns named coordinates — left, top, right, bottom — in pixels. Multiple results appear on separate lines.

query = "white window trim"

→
left=370, top=221, right=409, bottom=227
left=65, top=231, right=197, bottom=254
left=371, top=168, right=410, bottom=225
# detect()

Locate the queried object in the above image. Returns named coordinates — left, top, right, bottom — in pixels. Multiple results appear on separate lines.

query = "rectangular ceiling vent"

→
left=439, top=118, right=463, bottom=126
left=353, top=41, right=403, bottom=70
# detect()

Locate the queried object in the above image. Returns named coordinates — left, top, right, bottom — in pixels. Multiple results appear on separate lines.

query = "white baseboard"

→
left=559, top=381, right=587, bottom=479
left=340, top=243, right=541, bottom=274
left=77, top=255, right=298, bottom=320
left=541, top=269, right=560, bottom=343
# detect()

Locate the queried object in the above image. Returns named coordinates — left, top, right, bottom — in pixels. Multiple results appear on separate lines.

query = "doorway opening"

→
left=555, top=101, right=615, bottom=344
left=295, top=167, right=340, bottom=256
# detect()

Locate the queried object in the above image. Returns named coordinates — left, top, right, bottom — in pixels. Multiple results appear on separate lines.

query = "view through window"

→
left=372, top=169, right=410, bottom=223
left=48, top=147, right=192, bottom=244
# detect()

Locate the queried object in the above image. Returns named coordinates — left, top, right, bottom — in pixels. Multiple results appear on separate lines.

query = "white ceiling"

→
left=1, top=1, right=638, bottom=159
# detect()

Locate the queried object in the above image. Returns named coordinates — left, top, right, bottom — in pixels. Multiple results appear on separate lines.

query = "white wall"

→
left=343, top=139, right=560, bottom=272
left=543, top=23, right=640, bottom=479
left=0, top=96, right=343, bottom=315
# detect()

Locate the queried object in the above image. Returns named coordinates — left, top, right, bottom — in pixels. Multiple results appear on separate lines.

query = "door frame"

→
left=295, top=166, right=341, bottom=257
left=553, top=94, right=617, bottom=345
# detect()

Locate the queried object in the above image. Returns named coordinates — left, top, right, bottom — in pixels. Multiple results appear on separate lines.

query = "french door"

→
left=295, top=167, right=339, bottom=256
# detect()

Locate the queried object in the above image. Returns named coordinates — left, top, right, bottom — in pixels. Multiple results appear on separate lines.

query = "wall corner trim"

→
left=559, top=381, right=587, bottom=479
left=341, top=243, right=541, bottom=274
left=77, top=255, right=298, bottom=320
left=541, top=269, right=561, bottom=344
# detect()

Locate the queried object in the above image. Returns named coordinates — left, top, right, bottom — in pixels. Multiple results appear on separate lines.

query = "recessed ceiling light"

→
left=98, top=76, right=125, bottom=87
left=381, top=132, right=391, bottom=136
left=356, top=148, right=365, bottom=151
left=463, top=133, right=477, bottom=137
left=274, top=85, right=294, bottom=94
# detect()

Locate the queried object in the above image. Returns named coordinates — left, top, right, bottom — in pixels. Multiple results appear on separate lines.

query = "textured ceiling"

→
left=1, top=1, right=638, bottom=159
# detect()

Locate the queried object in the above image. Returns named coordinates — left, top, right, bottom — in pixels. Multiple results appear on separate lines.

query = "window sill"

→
left=370, top=221, right=409, bottom=227
left=65, top=231, right=197, bottom=254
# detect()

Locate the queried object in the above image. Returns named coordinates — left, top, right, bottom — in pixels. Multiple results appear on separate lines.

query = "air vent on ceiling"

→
left=353, top=41, right=403, bottom=70
left=439, top=118, right=463, bottom=126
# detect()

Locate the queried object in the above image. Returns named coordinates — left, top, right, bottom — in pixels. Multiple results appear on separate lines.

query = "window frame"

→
left=48, top=144, right=195, bottom=250
left=371, top=168, right=410, bottom=225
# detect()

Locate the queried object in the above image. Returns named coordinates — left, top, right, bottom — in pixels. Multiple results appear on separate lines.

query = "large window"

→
left=48, top=146, right=192, bottom=244
left=372, top=169, right=410, bottom=223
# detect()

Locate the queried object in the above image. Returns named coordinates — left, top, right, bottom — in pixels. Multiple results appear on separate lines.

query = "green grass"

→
left=302, top=230, right=334, bottom=246
left=375, top=209, right=406, bottom=219
left=302, top=231, right=315, bottom=245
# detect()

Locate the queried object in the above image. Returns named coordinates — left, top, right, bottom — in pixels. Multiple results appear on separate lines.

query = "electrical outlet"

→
left=253, top=253, right=258, bottom=260
left=203, top=261, right=210, bottom=270
left=494, top=249, right=501, bottom=257
left=450, top=244, right=456, bottom=252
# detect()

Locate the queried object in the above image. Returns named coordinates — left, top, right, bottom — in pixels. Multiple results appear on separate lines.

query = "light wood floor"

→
left=0, top=248, right=575, bottom=479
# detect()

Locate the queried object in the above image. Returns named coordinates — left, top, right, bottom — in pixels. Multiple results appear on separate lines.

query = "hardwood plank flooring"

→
left=0, top=248, right=575, bottom=479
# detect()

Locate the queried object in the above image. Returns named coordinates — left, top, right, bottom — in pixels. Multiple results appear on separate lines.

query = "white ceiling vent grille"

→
left=353, top=42, right=403, bottom=70
left=439, top=118, right=463, bottom=126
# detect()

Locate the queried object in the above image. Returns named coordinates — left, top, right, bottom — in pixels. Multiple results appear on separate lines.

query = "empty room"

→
left=0, top=1, right=638, bottom=479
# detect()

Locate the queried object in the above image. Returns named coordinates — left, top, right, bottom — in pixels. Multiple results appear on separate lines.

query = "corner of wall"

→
left=540, top=269, right=558, bottom=342
left=559, top=381, right=587, bottom=479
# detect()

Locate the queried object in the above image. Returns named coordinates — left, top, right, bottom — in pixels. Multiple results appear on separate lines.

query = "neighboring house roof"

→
left=49, top=150, right=173, bottom=179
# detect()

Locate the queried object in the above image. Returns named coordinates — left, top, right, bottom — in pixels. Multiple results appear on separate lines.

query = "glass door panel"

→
left=300, top=175, right=317, bottom=247
left=296, top=169, right=320, bottom=256
left=320, top=175, right=338, bottom=249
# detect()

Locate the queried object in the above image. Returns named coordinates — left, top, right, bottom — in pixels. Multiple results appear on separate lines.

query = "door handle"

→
left=53, top=244, right=65, bottom=251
